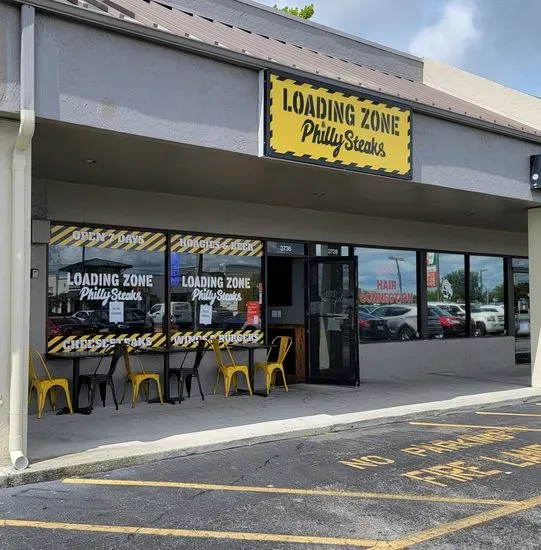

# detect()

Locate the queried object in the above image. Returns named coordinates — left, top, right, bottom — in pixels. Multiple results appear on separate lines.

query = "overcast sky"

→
left=259, top=0, right=540, bottom=97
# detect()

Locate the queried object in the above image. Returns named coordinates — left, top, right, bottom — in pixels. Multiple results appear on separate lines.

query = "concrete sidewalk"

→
left=1, top=364, right=538, bottom=487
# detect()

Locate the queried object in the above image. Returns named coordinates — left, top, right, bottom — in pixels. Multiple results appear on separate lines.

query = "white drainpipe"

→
left=9, top=4, right=35, bottom=471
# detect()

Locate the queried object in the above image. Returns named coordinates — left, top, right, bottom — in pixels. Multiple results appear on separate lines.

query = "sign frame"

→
left=264, top=70, right=413, bottom=180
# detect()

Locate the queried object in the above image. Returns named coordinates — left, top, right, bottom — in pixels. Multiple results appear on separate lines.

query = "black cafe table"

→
left=230, top=343, right=274, bottom=397
left=46, top=351, right=108, bottom=414
left=138, top=346, right=198, bottom=404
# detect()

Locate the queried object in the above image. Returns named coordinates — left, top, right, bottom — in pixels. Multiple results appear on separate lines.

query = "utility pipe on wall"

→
left=9, top=4, right=35, bottom=470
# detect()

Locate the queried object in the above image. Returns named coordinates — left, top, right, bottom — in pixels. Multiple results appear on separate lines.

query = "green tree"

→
left=274, top=3, right=315, bottom=19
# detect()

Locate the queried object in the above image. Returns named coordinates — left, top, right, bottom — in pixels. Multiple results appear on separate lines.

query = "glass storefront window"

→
left=355, top=248, right=418, bottom=342
left=47, top=225, right=166, bottom=353
left=170, top=234, right=263, bottom=347
left=469, top=256, right=505, bottom=337
left=427, top=253, right=466, bottom=337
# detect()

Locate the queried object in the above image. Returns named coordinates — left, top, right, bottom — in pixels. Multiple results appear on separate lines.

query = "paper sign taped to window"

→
left=109, top=301, right=124, bottom=324
left=199, top=304, right=212, bottom=326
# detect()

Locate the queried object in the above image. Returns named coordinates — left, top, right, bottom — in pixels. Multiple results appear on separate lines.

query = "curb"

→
left=1, top=389, right=540, bottom=488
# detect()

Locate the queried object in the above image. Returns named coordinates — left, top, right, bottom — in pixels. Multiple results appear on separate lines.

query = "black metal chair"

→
left=79, top=344, right=123, bottom=410
left=169, top=339, right=206, bottom=403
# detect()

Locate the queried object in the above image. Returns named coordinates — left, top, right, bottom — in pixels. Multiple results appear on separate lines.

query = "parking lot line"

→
left=388, top=494, right=541, bottom=549
left=410, top=421, right=541, bottom=432
left=476, top=411, right=541, bottom=418
left=0, top=519, right=383, bottom=548
left=62, top=478, right=518, bottom=506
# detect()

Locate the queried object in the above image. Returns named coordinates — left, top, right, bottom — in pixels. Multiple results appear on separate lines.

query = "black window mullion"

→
left=417, top=251, right=428, bottom=339
left=165, top=234, right=171, bottom=347
left=465, top=255, right=471, bottom=337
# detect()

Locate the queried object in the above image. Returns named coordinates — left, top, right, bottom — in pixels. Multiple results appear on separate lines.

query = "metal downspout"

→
left=9, top=4, right=35, bottom=470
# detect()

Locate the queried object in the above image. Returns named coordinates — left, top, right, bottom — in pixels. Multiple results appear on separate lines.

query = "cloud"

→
left=408, top=0, right=480, bottom=64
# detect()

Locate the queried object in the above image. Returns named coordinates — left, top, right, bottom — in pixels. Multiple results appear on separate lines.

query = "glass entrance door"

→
left=307, top=259, right=359, bottom=385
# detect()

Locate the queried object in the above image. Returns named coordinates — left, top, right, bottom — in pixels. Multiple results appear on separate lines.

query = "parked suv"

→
left=370, top=304, right=443, bottom=341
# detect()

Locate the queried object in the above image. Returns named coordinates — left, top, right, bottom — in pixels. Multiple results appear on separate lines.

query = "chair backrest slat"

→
left=122, top=344, right=133, bottom=376
left=29, top=349, right=53, bottom=381
left=106, top=344, right=124, bottom=377
left=211, top=338, right=225, bottom=369
left=193, top=339, right=207, bottom=371
left=270, top=336, right=292, bottom=364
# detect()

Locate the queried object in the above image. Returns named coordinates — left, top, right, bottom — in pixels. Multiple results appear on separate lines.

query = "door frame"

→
left=305, top=257, right=360, bottom=386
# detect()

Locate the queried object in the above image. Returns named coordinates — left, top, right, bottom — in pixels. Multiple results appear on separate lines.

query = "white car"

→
left=149, top=302, right=193, bottom=324
left=72, top=310, right=93, bottom=322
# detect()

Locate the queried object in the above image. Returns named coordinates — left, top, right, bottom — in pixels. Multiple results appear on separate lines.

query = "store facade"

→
left=1, top=0, right=541, bottom=468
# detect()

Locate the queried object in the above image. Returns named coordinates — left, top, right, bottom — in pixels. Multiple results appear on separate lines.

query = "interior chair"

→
left=29, top=348, right=74, bottom=419
left=169, top=338, right=207, bottom=402
left=211, top=338, right=252, bottom=397
left=120, top=346, right=164, bottom=407
left=255, top=336, right=292, bottom=394
left=78, top=344, right=123, bottom=410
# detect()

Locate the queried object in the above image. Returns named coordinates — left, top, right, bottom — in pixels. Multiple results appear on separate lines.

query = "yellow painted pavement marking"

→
left=387, top=494, right=541, bottom=549
left=0, top=519, right=383, bottom=548
left=410, top=421, right=541, bottom=432
left=476, top=411, right=541, bottom=418
left=62, top=477, right=518, bottom=506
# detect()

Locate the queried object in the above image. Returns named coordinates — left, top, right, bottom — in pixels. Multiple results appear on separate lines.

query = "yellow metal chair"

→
left=29, top=348, right=73, bottom=419
left=120, top=345, right=164, bottom=407
left=255, top=336, right=292, bottom=394
left=211, top=338, right=252, bottom=397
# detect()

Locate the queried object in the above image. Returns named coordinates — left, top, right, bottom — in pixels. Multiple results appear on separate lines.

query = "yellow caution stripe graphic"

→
left=48, top=332, right=167, bottom=354
left=171, top=330, right=264, bottom=348
left=171, top=235, right=263, bottom=257
left=49, top=225, right=166, bottom=252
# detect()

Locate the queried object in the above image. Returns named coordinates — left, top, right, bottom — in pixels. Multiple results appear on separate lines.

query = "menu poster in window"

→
left=246, top=301, right=260, bottom=326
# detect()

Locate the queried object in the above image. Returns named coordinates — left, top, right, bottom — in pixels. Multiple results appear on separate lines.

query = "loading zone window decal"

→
left=266, top=73, right=412, bottom=178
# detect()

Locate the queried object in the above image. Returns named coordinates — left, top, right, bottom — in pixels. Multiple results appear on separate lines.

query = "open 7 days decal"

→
left=266, top=73, right=412, bottom=178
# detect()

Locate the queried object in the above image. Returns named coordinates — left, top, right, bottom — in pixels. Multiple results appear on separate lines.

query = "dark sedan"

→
left=358, top=311, right=391, bottom=341
left=85, top=308, right=154, bottom=334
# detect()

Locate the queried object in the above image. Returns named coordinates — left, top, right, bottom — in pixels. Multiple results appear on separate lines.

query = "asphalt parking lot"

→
left=1, top=401, right=541, bottom=549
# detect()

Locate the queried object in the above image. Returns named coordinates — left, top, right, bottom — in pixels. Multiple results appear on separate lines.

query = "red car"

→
left=428, top=306, right=465, bottom=338
left=47, top=317, right=88, bottom=339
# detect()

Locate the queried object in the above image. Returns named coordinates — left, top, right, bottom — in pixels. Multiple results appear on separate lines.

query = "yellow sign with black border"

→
left=265, top=72, right=412, bottom=178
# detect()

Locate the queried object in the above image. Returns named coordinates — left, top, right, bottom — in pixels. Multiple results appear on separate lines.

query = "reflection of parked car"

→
left=221, top=312, right=259, bottom=331
left=431, top=302, right=505, bottom=336
left=359, top=306, right=376, bottom=315
left=86, top=309, right=154, bottom=333
left=48, top=316, right=89, bottom=339
left=428, top=306, right=465, bottom=337
left=150, top=302, right=193, bottom=325
left=358, top=311, right=390, bottom=341
left=470, top=305, right=505, bottom=336
left=370, top=305, right=443, bottom=341
left=72, top=310, right=94, bottom=322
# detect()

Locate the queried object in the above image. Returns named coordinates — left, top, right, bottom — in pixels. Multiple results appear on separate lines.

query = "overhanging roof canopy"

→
left=35, top=0, right=541, bottom=141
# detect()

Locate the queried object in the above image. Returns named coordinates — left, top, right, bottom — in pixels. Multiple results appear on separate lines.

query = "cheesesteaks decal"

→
left=266, top=73, right=412, bottom=178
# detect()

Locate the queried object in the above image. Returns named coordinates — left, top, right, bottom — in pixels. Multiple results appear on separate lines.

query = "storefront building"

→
left=1, top=0, right=541, bottom=468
